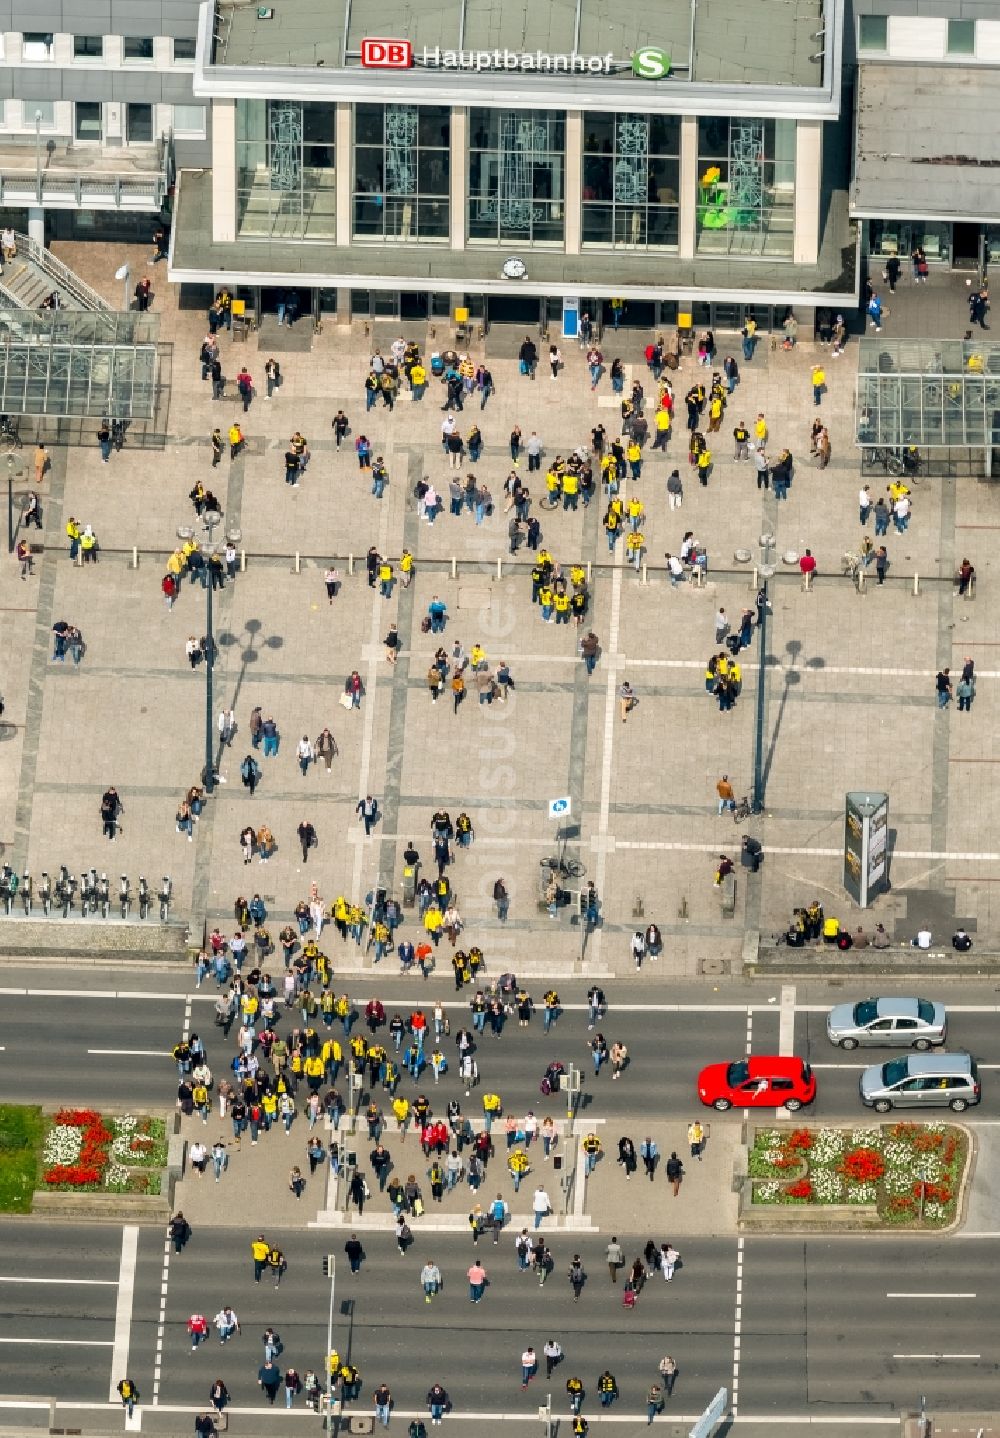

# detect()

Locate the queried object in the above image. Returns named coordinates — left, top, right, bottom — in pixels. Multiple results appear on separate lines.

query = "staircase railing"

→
left=11, top=231, right=111, bottom=311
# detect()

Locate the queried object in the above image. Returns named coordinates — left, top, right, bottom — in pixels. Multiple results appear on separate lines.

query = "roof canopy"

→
left=855, top=338, right=1000, bottom=450
left=853, top=64, right=1000, bottom=223
left=0, top=310, right=159, bottom=420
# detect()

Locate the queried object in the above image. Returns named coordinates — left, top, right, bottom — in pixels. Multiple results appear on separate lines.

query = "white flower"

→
left=811, top=1130, right=845, bottom=1166
left=847, top=1183, right=877, bottom=1203
left=923, top=1201, right=948, bottom=1221
left=811, top=1168, right=844, bottom=1202
left=104, top=1163, right=131, bottom=1191
left=850, top=1128, right=881, bottom=1146
left=43, top=1125, right=83, bottom=1165
left=754, top=1182, right=779, bottom=1202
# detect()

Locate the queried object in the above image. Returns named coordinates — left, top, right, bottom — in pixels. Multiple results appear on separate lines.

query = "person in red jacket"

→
left=799, top=549, right=817, bottom=578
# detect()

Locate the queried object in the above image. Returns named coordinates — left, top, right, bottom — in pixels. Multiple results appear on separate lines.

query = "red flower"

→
left=54, top=1108, right=102, bottom=1126
left=786, top=1129, right=814, bottom=1152
left=43, top=1164, right=102, bottom=1186
left=840, top=1147, right=885, bottom=1183
left=786, top=1179, right=813, bottom=1199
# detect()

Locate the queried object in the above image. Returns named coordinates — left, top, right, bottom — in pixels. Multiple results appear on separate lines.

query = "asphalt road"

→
left=2, top=1222, right=999, bottom=1435
left=4, top=978, right=1000, bottom=1124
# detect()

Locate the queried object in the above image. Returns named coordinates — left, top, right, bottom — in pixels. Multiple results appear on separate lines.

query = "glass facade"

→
left=582, top=113, right=679, bottom=250
left=869, top=220, right=952, bottom=264
left=353, top=103, right=449, bottom=243
left=236, top=100, right=336, bottom=240
left=469, top=109, right=565, bottom=245
left=696, top=117, right=795, bottom=257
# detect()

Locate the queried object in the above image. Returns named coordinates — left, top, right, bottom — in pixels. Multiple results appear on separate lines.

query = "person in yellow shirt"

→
left=423, top=905, right=444, bottom=946
left=400, top=548, right=414, bottom=587
left=538, top=585, right=554, bottom=621
left=553, top=590, right=571, bottom=625
left=470, top=644, right=487, bottom=670
left=378, top=560, right=393, bottom=598
left=545, top=469, right=561, bottom=503
left=392, top=1095, right=411, bottom=1137
left=626, top=497, right=644, bottom=532
left=561, top=468, right=579, bottom=510
left=627, top=440, right=642, bottom=480
left=754, top=413, right=767, bottom=447
left=708, top=394, right=724, bottom=432
left=811, top=364, right=826, bottom=406
left=652, top=406, right=671, bottom=451
left=697, top=447, right=712, bottom=485
left=229, top=422, right=244, bottom=458
left=409, top=362, right=426, bottom=393
left=626, top=530, right=644, bottom=571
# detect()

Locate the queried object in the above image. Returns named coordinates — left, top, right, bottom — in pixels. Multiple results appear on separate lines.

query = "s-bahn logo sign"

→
left=632, top=46, right=672, bottom=79
left=359, top=38, right=673, bottom=77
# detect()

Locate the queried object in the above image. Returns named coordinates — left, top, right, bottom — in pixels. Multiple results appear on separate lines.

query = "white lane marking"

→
left=732, top=1234, right=745, bottom=1418
left=183, top=994, right=192, bottom=1043
left=0, top=1399, right=905, bottom=1424
left=891, top=1353, right=980, bottom=1359
left=0, top=1338, right=115, bottom=1346
left=614, top=841, right=1000, bottom=861
left=87, top=1050, right=171, bottom=1057
left=590, top=537, right=625, bottom=969
left=408, top=651, right=1000, bottom=681
left=153, top=1225, right=173, bottom=1404
left=778, top=985, right=796, bottom=1055
left=886, top=1292, right=975, bottom=1298
left=124, top=1409, right=142, bottom=1431
left=351, top=499, right=390, bottom=903
left=108, top=1226, right=139, bottom=1402
left=0, top=1277, right=118, bottom=1285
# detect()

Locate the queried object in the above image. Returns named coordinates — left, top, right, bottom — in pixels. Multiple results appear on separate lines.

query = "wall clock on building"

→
left=501, top=256, right=527, bottom=280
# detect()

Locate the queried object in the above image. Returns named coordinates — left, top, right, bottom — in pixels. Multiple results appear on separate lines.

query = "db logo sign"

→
left=360, top=38, right=413, bottom=68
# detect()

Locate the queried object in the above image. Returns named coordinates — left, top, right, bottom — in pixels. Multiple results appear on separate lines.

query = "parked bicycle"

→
left=539, top=854, right=586, bottom=880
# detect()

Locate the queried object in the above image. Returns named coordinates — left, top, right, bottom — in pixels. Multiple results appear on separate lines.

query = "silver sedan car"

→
left=826, top=996, right=947, bottom=1050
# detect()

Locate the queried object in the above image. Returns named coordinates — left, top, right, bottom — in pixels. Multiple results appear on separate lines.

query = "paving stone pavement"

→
left=0, top=238, right=998, bottom=978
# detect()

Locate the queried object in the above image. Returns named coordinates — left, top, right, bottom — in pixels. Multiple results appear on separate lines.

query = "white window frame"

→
left=22, top=31, right=55, bottom=62
left=172, top=103, right=207, bottom=138
left=857, top=15, right=888, bottom=53
left=122, top=35, right=155, bottom=64
left=28, top=100, right=57, bottom=128
left=72, top=34, right=105, bottom=62
left=74, top=100, right=104, bottom=143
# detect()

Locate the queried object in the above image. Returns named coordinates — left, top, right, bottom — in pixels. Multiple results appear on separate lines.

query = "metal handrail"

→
left=11, top=230, right=110, bottom=312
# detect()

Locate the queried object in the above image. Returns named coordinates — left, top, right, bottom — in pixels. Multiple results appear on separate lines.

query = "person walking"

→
left=520, top=1347, right=538, bottom=1388
left=373, top=1383, right=392, bottom=1428
left=665, top=1150, right=684, bottom=1197
left=936, top=668, right=953, bottom=710
left=598, top=1371, right=618, bottom=1408
left=467, top=1259, right=487, bottom=1303
left=687, top=1119, right=706, bottom=1161
left=426, top=1384, right=449, bottom=1426
left=420, top=1260, right=442, bottom=1303
left=646, top=1384, right=664, bottom=1424
left=568, top=1254, right=586, bottom=1302
left=117, top=1378, right=139, bottom=1418
left=258, top=1360, right=282, bottom=1405
left=659, top=1356, right=678, bottom=1397
left=606, top=1235, right=624, bottom=1283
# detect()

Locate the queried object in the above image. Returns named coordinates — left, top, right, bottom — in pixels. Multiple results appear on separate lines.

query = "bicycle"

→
left=540, top=854, right=586, bottom=880
left=0, top=414, right=22, bottom=450
left=732, top=795, right=753, bottom=824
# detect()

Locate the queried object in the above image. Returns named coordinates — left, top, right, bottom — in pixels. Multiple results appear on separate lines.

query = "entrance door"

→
left=485, top=294, right=544, bottom=329
left=400, top=292, right=429, bottom=321
left=953, top=223, right=980, bottom=270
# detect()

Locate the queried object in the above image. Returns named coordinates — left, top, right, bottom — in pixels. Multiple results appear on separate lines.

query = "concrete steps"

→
left=0, top=917, right=190, bottom=963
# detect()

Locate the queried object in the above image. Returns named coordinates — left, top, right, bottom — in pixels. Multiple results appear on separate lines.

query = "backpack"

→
left=491, top=1199, right=505, bottom=1221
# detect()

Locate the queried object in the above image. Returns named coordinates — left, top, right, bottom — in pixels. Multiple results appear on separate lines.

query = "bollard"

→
left=801, top=570, right=812, bottom=592
left=587, top=562, right=592, bottom=584
left=348, top=553, right=354, bottom=577
left=294, top=551, right=301, bottom=574
left=451, top=556, right=457, bottom=579
left=240, top=549, right=246, bottom=572
left=857, top=567, right=866, bottom=594
left=641, top=562, right=648, bottom=585
left=913, top=573, right=920, bottom=597
left=496, top=556, right=502, bottom=580
left=76, top=551, right=83, bottom=568
left=751, top=566, right=758, bottom=590
left=131, top=546, right=138, bottom=569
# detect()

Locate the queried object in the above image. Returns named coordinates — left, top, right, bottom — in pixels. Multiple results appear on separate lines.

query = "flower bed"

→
left=42, top=1110, right=167, bottom=1196
left=748, top=1123, right=968, bottom=1227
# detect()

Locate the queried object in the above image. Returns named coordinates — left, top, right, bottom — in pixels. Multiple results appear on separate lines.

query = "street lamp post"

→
left=322, top=1254, right=337, bottom=1431
left=6, top=452, right=24, bottom=555
left=34, top=110, right=42, bottom=203
left=204, top=571, right=215, bottom=794
left=751, top=579, right=769, bottom=812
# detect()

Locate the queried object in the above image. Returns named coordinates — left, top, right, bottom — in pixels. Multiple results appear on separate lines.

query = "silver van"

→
left=859, top=1051, right=980, bottom=1113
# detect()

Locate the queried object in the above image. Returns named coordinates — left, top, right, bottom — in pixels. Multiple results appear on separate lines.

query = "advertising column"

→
left=843, top=791, right=889, bottom=908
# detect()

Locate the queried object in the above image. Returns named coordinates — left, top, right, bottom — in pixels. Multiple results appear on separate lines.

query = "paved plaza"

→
left=1, top=242, right=995, bottom=972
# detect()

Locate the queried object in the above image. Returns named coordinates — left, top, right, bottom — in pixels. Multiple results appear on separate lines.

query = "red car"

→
left=697, top=1056, right=816, bottom=1111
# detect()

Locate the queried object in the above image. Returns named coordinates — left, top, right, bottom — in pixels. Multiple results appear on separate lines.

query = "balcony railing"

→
left=0, top=135, right=172, bottom=211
